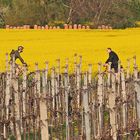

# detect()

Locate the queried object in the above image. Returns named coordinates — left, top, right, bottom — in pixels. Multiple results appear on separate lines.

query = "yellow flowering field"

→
left=0, top=28, right=140, bottom=72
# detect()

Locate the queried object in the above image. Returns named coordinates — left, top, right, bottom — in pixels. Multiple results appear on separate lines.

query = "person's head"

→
left=18, top=46, right=24, bottom=53
left=107, top=48, right=112, bottom=53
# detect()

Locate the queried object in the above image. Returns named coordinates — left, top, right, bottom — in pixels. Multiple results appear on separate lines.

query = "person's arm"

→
left=10, top=50, right=15, bottom=62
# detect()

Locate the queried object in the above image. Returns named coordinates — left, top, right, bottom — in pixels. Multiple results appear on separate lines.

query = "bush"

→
left=0, top=18, right=5, bottom=28
left=48, top=21, right=65, bottom=28
left=136, top=21, right=140, bottom=27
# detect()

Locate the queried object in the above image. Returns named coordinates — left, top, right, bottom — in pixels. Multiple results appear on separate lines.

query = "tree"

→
left=0, top=0, right=140, bottom=28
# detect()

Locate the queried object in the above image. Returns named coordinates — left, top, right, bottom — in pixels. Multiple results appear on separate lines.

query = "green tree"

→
left=0, top=0, right=140, bottom=28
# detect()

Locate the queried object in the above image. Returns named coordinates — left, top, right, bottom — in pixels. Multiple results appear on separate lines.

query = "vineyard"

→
left=1, top=1, right=140, bottom=140
left=0, top=54, right=140, bottom=140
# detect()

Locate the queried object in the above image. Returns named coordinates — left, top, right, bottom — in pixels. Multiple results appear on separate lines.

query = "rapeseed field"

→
left=0, top=28, right=140, bottom=72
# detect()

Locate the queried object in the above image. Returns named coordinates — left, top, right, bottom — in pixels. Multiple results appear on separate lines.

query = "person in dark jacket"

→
left=105, top=48, right=119, bottom=73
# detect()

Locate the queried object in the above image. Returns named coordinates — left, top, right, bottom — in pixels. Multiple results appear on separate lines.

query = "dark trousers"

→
left=111, top=62, right=118, bottom=73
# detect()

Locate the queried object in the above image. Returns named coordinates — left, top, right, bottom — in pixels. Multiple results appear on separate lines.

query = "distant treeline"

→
left=0, top=0, right=140, bottom=29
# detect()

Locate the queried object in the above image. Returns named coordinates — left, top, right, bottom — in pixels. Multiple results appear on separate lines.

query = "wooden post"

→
left=64, top=69, right=70, bottom=140
left=97, top=63, right=103, bottom=137
left=45, top=61, right=49, bottom=123
left=112, top=71, right=116, bottom=96
left=40, top=70, right=49, bottom=140
left=9, top=61, right=13, bottom=81
left=64, top=24, right=68, bottom=29
left=51, top=67, right=55, bottom=109
left=73, top=24, right=77, bottom=29
left=83, top=72, right=91, bottom=140
left=50, top=67, right=55, bottom=139
left=45, top=25, right=48, bottom=29
left=12, top=54, right=16, bottom=76
left=79, top=55, right=82, bottom=73
left=82, top=26, right=86, bottom=29
left=121, top=69, right=127, bottom=130
left=22, top=64, right=27, bottom=116
left=78, top=24, right=82, bottom=29
left=68, top=25, right=72, bottom=29
left=107, top=62, right=111, bottom=88
left=35, top=63, right=41, bottom=139
left=74, top=53, right=77, bottom=75
left=78, top=56, right=82, bottom=107
left=135, top=80, right=140, bottom=128
left=88, top=64, right=92, bottom=84
left=76, top=64, right=80, bottom=107
left=56, top=59, right=60, bottom=80
left=86, top=26, right=90, bottom=29
left=35, top=63, right=41, bottom=96
left=92, top=95, right=96, bottom=139
left=22, top=64, right=27, bottom=138
left=117, top=61, right=121, bottom=96
left=4, top=53, right=10, bottom=140
left=65, top=58, right=69, bottom=74
left=13, top=74, right=21, bottom=140
left=88, top=64, right=92, bottom=111
left=5, top=53, right=9, bottom=71
left=116, top=61, right=121, bottom=133
left=6, top=25, right=10, bottom=29
left=126, top=59, right=130, bottom=79
left=11, top=53, right=21, bottom=140
left=133, top=56, right=138, bottom=80
left=45, top=62, right=49, bottom=84
left=8, top=60, right=14, bottom=136
left=109, top=70, right=117, bottom=140
left=133, top=56, right=138, bottom=121
left=56, top=59, right=61, bottom=111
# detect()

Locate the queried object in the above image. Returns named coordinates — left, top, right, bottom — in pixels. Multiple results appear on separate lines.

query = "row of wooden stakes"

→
left=5, top=24, right=90, bottom=30
left=0, top=54, right=140, bottom=140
